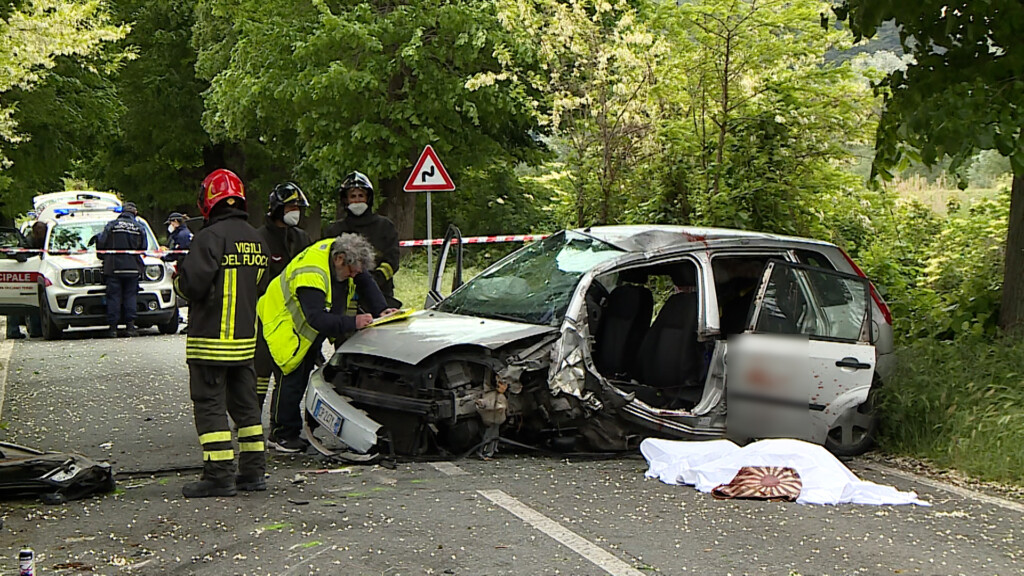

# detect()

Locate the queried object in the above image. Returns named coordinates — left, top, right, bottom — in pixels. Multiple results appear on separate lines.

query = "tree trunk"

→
left=999, top=171, right=1024, bottom=334
left=379, top=173, right=416, bottom=241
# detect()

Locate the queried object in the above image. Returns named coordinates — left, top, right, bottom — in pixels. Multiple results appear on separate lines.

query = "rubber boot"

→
left=182, top=479, right=236, bottom=498
left=235, top=474, right=267, bottom=492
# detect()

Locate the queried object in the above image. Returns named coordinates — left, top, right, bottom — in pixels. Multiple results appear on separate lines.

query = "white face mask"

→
left=167, top=224, right=176, bottom=234
left=347, top=202, right=369, bottom=216
left=283, top=211, right=301, bottom=227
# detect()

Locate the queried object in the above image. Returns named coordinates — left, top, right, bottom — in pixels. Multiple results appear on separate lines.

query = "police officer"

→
left=163, top=212, right=192, bottom=262
left=163, top=212, right=193, bottom=334
left=174, top=169, right=269, bottom=498
left=323, top=172, right=401, bottom=307
left=254, top=182, right=312, bottom=408
left=97, top=202, right=145, bottom=338
left=257, top=233, right=395, bottom=452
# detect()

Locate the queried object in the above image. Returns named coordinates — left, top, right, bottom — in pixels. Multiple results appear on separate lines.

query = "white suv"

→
left=0, top=192, right=178, bottom=338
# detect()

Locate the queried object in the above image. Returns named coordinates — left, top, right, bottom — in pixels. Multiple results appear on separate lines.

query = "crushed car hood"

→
left=336, top=310, right=557, bottom=365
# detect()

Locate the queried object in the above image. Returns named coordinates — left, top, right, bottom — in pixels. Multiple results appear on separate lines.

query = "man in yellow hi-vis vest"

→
left=257, top=233, right=396, bottom=452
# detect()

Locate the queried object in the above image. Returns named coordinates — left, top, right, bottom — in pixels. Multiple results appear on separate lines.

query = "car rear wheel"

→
left=824, top=396, right=878, bottom=456
left=39, top=294, right=62, bottom=341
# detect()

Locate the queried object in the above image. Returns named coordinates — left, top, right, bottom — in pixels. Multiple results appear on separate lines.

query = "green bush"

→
left=878, top=336, right=1024, bottom=484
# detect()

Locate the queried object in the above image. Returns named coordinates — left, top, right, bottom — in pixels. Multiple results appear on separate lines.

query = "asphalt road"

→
left=1, top=329, right=1022, bottom=575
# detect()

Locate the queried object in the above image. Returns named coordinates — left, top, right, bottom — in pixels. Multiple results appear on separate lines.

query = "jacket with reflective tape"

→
left=174, top=208, right=269, bottom=365
left=257, top=239, right=355, bottom=375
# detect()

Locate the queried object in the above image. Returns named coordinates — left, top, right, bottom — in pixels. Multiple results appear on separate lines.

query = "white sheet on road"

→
left=641, top=438, right=929, bottom=506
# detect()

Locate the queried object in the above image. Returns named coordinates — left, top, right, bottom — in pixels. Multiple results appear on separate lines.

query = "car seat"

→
left=592, top=284, right=653, bottom=380
left=636, top=291, right=704, bottom=405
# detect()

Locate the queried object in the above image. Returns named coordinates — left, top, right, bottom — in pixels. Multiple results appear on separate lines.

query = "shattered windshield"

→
left=437, top=231, right=623, bottom=326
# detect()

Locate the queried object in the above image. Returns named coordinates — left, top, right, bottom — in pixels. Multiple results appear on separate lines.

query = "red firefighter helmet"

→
left=198, top=169, right=246, bottom=220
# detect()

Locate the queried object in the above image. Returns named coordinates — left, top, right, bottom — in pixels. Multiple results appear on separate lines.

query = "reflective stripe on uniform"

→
left=238, top=424, right=263, bottom=438
left=186, top=336, right=257, bottom=361
left=256, top=377, right=270, bottom=394
left=378, top=261, right=394, bottom=280
left=221, top=268, right=237, bottom=340
left=199, top=431, right=232, bottom=445
left=239, top=441, right=264, bottom=452
left=203, top=449, right=234, bottom=461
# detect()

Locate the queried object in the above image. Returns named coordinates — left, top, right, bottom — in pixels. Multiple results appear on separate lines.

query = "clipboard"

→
left=365, top=308, right=417, bottom=328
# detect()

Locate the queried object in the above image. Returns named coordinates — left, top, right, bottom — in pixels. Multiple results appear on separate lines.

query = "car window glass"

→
left=753, top=264, right=868, bottom=342
left=711, top=255, right=772, bottom=336
left=437, top=231, right=623, bottom=326
left=48, top=218, right=157, bottom=252
left=0, top=228, right=26, bottom=250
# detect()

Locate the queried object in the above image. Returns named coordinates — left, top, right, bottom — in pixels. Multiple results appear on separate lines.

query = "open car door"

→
left=726, top=260, right=875, bottom=445
left=424, top=224, right=464, bottom=308
left=0, top=227, right=41, bottom=316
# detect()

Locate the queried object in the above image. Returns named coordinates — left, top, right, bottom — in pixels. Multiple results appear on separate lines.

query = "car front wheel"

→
left=158, top=310, right=180, bottom=335
left=39, top=294, right=62, bottom=341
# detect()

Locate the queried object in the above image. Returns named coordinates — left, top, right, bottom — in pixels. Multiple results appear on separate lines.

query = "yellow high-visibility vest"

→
left=256, top=239, right=354, bottom=374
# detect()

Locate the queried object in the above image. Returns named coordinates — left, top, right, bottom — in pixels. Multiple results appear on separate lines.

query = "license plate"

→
left=313, top=398, right=343, bottom=436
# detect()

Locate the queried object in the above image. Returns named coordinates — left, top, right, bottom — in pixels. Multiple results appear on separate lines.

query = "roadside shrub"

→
left=878, top=336, right=1024, bottom=484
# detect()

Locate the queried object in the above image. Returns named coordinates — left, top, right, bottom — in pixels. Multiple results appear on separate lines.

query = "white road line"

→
left=479, top=489, right=648, bottom=576
left=430, top=461, right=468, bottom=476
left=0, top=339, right=13, bottom=419
left=866, top=463, right=1024, bottom=514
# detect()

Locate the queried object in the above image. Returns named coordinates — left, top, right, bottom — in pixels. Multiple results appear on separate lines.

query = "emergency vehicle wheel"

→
left=39, top=294, right=62, bottom=340
left=158, top=310, right=179, bottom=335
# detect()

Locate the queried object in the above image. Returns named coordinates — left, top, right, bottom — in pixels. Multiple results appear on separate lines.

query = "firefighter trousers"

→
left=188, top=362, right=266, bottom=484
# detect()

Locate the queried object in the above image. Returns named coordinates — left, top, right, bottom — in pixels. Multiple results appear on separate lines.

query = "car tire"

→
left=158, top=310, right=179, bottom=335
left=39, top=294, right=62, bottom=341
left=824, top=395, right=878, bottom=457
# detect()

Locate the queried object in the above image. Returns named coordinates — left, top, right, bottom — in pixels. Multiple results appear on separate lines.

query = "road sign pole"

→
left=426, top=191, right=433, bottom=284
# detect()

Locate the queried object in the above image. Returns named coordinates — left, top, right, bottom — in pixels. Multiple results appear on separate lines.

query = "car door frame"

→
left=0, top=226, right=42, bottom=315
left=726, top=259, right=876, bottom=444
left=425, top=224, right=464, bottom=308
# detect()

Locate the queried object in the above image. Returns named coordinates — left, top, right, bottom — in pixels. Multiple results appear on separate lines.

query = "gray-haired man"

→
left=257, top=233, right=397, bottom=452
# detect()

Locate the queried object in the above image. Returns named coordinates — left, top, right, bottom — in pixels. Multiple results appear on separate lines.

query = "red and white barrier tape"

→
left=398, top=234, right=548, bottom=247
left=0, top=234, right=548, bottom=255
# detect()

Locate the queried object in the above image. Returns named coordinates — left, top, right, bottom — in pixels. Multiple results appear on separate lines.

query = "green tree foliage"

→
left=0, top=61, right=121, bottom=217
left=0, top=0, right=127, bottom=218
left=640, top=0, right=876, bottom=239
left=193, top=0, right=549, bottom=239
left=836, top=0, right=1024, bottom=333
left=500, top=0, right=666, bottom=227
left=85, top=0, right=221, bottom=220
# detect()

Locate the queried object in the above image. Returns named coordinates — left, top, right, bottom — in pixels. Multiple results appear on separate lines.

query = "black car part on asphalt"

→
left=0, top=442, right=116, bottom=504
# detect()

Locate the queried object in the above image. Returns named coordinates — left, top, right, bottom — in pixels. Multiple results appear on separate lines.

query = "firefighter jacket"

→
left=258, top=238, right=382, bottom=375
left=323, top=210, right=400, bottom=295
left=174, top=207, right=269, bottom=365
left=255, top=220, right=312, bottom=291
left=97, top=213, right=145, bottom=276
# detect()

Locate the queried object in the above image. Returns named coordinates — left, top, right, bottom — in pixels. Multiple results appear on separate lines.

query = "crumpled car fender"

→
left=0, top=442, right=115, bottom=504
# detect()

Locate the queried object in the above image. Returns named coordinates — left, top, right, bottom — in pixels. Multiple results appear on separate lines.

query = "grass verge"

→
left=878, top=336, right=1024, bottom=485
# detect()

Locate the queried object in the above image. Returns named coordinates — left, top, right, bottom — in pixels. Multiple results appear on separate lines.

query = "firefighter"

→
left=257, top=233, right=395, bottom=452
left=254, top=182, right=312, bottom=408
left=174, top=169, right=270, bottom=498
left=323, top=172, right=401, bottom=307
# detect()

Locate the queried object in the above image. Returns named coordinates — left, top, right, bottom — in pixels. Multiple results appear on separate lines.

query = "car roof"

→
left=573, top=225, right=837, bottom=253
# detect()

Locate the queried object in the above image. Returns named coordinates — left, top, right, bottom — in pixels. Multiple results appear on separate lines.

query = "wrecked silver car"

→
left=303, top=225, right=893, bottom=460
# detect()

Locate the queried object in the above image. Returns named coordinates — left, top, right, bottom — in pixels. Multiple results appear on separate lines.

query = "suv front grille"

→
left=82, top=268, right=105, bottom=286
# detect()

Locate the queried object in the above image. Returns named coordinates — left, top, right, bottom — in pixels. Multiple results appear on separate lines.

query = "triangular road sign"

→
left=404, top=145, right=455, bottom=192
